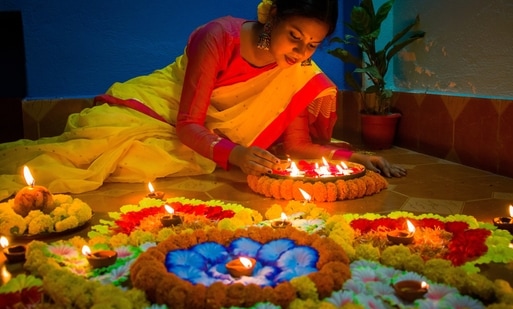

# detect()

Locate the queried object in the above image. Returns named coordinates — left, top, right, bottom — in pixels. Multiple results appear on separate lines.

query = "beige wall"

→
left=391, top=0, right=513, bottom=99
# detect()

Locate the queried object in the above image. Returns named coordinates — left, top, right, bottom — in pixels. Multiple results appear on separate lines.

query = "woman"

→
left=0, top=0, right=405, bottom=199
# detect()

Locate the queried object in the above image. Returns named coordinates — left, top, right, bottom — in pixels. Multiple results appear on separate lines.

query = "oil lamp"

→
left=225, top=257, right=256, bottom=277
left=387, top=219, right=415, bottom=245
left=82, top=245, right=117, bottom=268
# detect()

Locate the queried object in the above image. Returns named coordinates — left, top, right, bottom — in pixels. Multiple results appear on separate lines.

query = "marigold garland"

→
left=247, top=170, right=387, bottom=201
left=130, top=226, right=351, bottom=308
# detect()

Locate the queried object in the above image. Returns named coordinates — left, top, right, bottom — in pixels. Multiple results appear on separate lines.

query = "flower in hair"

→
left=257, top=0, right=274, bottom=24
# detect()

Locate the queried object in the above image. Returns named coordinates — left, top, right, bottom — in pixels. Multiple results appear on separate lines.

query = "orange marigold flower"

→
left=280, top=179, right=294, bottom=200
left=345, top=180, right=359, bottom=199
left=335, top=180, right=349, bottom=200
left=270, top=179, right=282, bottom=199
left=363, top=176, right=376, bottom=195
left=353, top=178, right=367, bottom=198
left=273, top=281, right=297, bottom=308
left=312, top=182, right=327, bottom=202
left=292, top=181, right=306, bottom=200
left=325, top=182, right=338, bottom=202
left=308, top=271, right=334, bottom=299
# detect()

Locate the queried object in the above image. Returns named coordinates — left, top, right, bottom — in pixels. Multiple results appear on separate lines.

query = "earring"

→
left=301, top=57, right=312, bottom=66
left=257, top=21, right=272, bottom=50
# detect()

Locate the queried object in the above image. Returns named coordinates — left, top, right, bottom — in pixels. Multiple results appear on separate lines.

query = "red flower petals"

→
left=112, top=203, right=236, bottom=234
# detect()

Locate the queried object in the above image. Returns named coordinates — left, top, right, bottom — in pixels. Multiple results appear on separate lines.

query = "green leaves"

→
left=328, top=0, right=425, bottom=114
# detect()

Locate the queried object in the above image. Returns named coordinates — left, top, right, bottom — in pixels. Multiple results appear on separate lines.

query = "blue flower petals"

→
left=165, top=249, right=207, bottom=271
left=257, top=239, right=295, bottom=265
left=164, top=237, right=320, bottom=287
left=276, top=246, right=318, bottom=269
left=228, top=237, right=262, bottom=257
left=191, top=242, right=229, bottom=264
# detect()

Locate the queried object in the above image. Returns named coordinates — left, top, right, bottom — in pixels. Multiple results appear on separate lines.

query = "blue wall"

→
left=0, top=0, right=345, bottom=99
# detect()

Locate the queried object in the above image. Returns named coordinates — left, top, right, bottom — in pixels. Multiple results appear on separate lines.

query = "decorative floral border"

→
left=3, top=198, right=513, bottom=308
left=130, top=225, right=351, bottom=308
left=247, top=170, right=388, bottom=202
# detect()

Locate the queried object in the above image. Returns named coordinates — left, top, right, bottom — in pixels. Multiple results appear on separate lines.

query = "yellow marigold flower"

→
left=257, top=0, right=273, bottom=24
left=54, top=215, right=79, bottom=232
left=265, top=204, right=284, bottom=221
left=0, top=208, right=27, bottom=235
left=67, top=198, right=93, bottom=224
left=217, top=217, right=245, bottom=231
left=27, top=212, right=54, bottom=234
left=290, top=276, right=318, bottom=301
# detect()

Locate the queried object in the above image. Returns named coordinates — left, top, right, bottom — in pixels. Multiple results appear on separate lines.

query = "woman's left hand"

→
left=350, top=153, right=407, bottom=178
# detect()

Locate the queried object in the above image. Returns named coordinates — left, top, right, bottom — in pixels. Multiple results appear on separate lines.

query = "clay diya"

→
left=493, top=205, right=513, bottom=234
left=271, top=212, right=291, bottom=229
left=160, top=204, right=182, bottom=227
left=147, top=182, right=165, bottom=200
left=1, top=236, right=26, bottom=263
left=82, top=245, right=117, bottom=269
left=387, top=219, right=416, bottom=245
left=393, top=280, right=429, bottom=302
left=225, top=257, right=256, bottom=277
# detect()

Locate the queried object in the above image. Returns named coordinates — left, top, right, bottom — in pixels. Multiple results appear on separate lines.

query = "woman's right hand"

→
left=229, top=145, right=280, bottom=176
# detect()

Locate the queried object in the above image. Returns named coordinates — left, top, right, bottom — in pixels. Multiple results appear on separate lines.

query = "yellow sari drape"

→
left=0, top=53, right=335, bottom=200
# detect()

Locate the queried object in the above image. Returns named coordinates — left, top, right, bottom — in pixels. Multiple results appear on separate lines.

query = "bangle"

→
left=209, top=137, right=222, bottom=160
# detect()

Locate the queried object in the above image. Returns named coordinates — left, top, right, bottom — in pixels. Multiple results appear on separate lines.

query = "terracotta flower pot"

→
left=360, top=113, right=401, bottom=150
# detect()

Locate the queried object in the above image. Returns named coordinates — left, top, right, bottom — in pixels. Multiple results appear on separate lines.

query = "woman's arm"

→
left=175, top=20, right=238, bottom=169
left=281, top=108, right=407, bottom=177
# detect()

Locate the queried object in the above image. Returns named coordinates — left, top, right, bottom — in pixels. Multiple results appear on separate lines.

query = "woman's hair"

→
left=273, top=0, right=338, bottom=36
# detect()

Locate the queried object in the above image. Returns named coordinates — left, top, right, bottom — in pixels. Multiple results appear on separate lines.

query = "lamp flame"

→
left=289, top=161, right=300, bottom=176
left=298, top=188, right=311, bottom=201
left=147, top=182, right=155, bottom=193
left=280, top=212, right=288, bottom=222
left=164, top=204, right=175, bottom=215
left=23, top=165, right=35, bottom=187
left=0, top=236, right=8, bottom=248
left=509, top=205, right=513, bottom=217
left=82, top=245, right=92, bottom=256
left=239, top=257, right=253, bottom=268
left=421, top=281, right=429, bottom=289
left=406, top=220, right=416, bottom=234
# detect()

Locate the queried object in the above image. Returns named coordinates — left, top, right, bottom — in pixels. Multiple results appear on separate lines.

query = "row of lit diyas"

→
left=273, top=157, right=363, bottom=179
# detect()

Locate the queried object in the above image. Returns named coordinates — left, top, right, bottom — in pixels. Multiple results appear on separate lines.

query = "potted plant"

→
left=328, top=0, right=425, bottom=149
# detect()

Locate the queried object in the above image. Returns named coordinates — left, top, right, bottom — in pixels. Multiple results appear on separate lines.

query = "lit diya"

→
left=387, top=220, right=416, bottom=245
left=160, top=204, right=182, bottom=227
left=270, top=158, right=366, bottom=182
left=225, top=257, right=256, bottom=277
left=82, top=245, right=117, bottom=269
left=271, top=212, right=291, bottom=229
left=393, top=280, right=429, bottom=302
left=147, top=182, right=165, bottom=200
left=493, top=205, right=513, bottom=234
left=13, top=166, right=55, bottom=217
left=1, top=236, right=26, bottom=263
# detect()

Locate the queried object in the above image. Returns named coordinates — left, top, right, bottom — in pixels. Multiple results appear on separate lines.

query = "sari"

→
left=0, top=16, right=337, bottom=200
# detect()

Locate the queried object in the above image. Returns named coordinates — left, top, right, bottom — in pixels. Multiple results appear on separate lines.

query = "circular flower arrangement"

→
left=0, top=194, right=93, bottom=237
left=130, top=226, right=351, bottom=309
left=247, top=169, right=387, bottom=202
